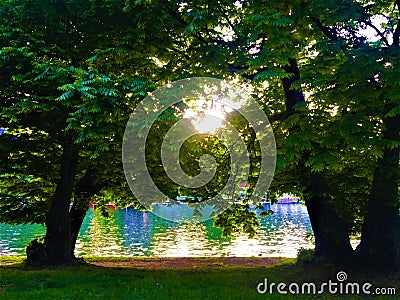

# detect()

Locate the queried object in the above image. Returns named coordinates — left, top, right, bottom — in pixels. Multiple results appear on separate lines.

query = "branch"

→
left=166, top=4, right=248, bottom=49
left=362, top=20, right=390, bottom=46
left=310, top=16, right=351, bottom=57
left=165, top=6, right=209, bottom=45
left=310, top=16, right=338, bottom=40
left=268, top=111, right=289, bottom=124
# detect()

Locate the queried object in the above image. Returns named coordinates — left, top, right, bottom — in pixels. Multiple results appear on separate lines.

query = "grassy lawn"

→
left=0, top=257, right=398, bottom=299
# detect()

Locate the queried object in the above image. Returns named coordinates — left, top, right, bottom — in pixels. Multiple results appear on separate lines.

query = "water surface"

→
left=0, top=204, right=314, bottom=258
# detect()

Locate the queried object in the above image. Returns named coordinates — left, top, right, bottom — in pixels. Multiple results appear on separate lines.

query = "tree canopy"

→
left=0, top=0, right=399, bottom=270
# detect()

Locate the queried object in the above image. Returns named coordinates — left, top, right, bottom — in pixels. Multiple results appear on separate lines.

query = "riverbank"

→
left=0, top=256, right=288, bottom=267
left=88, top=256, right=287, bottom=269
left=0, top=257, right=398, bottom=299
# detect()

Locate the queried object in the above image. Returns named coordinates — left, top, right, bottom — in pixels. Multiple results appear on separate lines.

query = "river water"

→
left=0, top=203, right=314, bottom=258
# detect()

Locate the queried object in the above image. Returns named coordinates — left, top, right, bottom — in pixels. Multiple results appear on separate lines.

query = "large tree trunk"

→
left=305, top=175, right=353, bottom=264
left=27, top=141, right=78, bottom=266
left=356, top=104, right=400, bottom=272
left=44, top=141, right=78, bottom=265
left=282, top=58, right=353, bottom=264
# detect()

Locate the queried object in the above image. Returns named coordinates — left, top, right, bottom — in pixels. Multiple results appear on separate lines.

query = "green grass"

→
left=0, top=259, right=398, bottom=300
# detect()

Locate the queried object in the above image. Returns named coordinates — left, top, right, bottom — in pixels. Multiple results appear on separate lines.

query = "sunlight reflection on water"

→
left=1, top=204, right=314, bottom=258
left=75, top=203, right=314, bottom=258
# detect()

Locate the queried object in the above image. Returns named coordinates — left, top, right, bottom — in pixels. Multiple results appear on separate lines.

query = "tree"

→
left=170, top=0, right=399, bottom=270
left=300, top=0, right=400, bottom=271
left=0, top=0, right=177, bottom=265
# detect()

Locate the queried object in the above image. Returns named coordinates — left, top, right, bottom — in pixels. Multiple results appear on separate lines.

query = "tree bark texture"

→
left=356, top=103, right=400, bottom=271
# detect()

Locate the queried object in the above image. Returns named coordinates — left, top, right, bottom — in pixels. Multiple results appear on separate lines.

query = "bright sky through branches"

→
left=183, top=99, right=228, bottom=133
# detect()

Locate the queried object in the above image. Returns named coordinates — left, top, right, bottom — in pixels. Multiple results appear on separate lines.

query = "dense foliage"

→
left=0, top=0, right=398, bottom=270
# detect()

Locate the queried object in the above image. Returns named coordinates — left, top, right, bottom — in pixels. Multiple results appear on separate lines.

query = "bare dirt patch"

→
left=88, top=257, right=286, bottom=269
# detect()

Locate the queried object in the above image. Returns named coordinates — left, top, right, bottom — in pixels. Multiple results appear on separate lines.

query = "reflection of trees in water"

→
left=149, top=221, right=219, bottom=256
left=75, top=209, right=125, bottom=256
left=121, top=209, right=154, bottom=255
left=71, top=205, right=313, bottom=258
left=253, top=204, right=314, bottom=257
